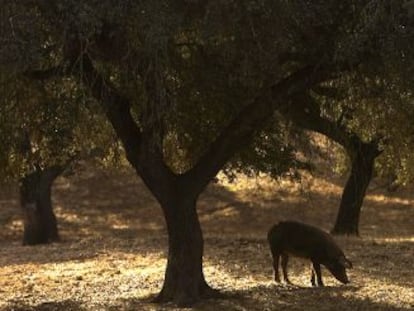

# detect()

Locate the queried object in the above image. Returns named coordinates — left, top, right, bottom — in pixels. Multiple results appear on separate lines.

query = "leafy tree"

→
left=0, top=75, right=73, bottom=244
left=271, top=0, right=414, bottom=235
left=0, top=76, right=113, bottom=244
left=0, top=58, right=113, bottom=244
left=278, top=90, right=382, bottom=236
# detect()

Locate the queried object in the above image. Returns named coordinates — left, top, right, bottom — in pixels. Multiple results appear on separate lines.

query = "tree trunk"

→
left=20, top=166, right=62, bottom=245
left=331, top=140, right=381, bottom=236
left=154, top=196, right=217, bottom=307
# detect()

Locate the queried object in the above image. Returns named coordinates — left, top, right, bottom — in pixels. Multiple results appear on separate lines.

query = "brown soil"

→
left=0, top=168, right=413, bottom=310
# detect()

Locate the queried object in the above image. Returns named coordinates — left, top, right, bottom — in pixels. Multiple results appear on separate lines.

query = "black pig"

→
left=267, top=221, right=352, bottom=286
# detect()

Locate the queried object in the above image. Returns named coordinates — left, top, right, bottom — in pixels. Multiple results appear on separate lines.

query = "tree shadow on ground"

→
left=1, top=300, right=86, bottom=311
left=0, top=240, right=100, bottom=268
left=114, top=284, right=409, bottom=311
left=0, top=234, right=168, bottom=268
left=350, top=238, right=414, bottom=289
left=216, top=284, right=411, bottom=311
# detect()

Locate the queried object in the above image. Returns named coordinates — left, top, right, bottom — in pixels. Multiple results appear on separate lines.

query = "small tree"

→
left=0, top=74, right=113, bottom=245
left=278, top=91, right=382, bottom=235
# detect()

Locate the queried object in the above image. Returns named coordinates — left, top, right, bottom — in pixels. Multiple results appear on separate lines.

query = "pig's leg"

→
left=311, top=261, right=324, bottom=287
left=311, top=263, right=316, bottom=286
left=274, top=253, right=281, bottom=283
left=270, top=248, right=281, bottom=283
left=281, top=254, right=291, bottom=284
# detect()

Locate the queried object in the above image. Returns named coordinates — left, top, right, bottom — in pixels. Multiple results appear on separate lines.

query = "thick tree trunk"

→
left=331, top=140, right=381, bottom=236
left=154, top=196, right=217, bottom=307
left=20, top=167, right=62, bottom=245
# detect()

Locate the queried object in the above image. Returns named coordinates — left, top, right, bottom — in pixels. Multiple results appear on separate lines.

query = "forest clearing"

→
left=1, top=168, right=413, bottom=310
left=1, top=2, right=414, bottom=310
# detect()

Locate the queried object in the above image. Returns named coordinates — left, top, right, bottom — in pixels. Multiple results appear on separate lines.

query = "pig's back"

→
left=268, top=221, right=343, bottom=259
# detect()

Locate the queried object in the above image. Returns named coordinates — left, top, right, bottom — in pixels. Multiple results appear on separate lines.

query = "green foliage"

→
left=225, top=122, right=299, bottom=180
left=1, top=0, right=414, bottom=182
left=0, top=74, right=110, bottom=181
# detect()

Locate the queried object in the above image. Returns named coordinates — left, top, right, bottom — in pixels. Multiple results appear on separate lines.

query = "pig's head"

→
left=324, top=256, right=352, bottom=284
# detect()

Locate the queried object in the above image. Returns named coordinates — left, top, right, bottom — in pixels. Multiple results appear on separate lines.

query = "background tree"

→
left=0, top=76, right=74, bottom=244
left=269, top=0, right=414, bottom=235
left=318, top=47, right=414, bottom=235
left=276, top=89, right=383, bottom=236
left=0, top=74, right=114, bottom=245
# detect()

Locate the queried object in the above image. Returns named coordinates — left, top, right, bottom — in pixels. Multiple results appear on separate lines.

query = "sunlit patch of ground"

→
left=0, top=168, right=413, bottom=310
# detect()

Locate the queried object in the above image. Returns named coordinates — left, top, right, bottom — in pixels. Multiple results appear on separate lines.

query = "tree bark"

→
left=154, top=196, right=217, bottom=307
left=20, top=166, right=63, bottom=245
left=331, top=139, right=381, bottom=235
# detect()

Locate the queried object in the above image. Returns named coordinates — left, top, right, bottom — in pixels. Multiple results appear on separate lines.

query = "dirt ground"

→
left=0, top=167, right=413, bottom=310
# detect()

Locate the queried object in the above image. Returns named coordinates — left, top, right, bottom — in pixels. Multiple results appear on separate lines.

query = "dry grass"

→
left=0, top=168, right=413, bottom=310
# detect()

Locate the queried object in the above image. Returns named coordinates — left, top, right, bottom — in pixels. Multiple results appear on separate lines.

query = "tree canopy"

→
left=2, top=1, right=413, bottom=177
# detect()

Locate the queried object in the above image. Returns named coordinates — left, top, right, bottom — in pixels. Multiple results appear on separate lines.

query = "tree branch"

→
left=281, top=92, right=351, bottom=147
left=184, top=65, right=331, bottom=194
left=25, top=65, right=67, bottom=80
left=79, top=55, right=177, bottom=205
left=281, top=93, right=383, bottom=160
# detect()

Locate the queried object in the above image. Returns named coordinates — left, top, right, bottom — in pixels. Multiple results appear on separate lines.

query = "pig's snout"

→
left=340, top=276, right=349, bottom=284
left=333, top=272, right=349, bottom=284
left=326, top=263, right=350, bottom=284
